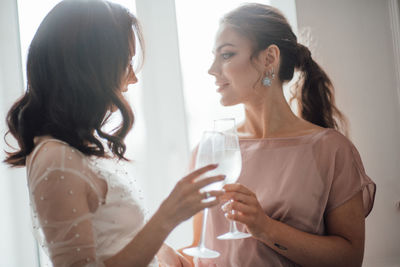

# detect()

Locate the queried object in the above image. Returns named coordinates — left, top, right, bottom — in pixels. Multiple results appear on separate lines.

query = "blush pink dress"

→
left=196, top=128, right=376, bottom=267
left=26, top=137, right=158, bottom=267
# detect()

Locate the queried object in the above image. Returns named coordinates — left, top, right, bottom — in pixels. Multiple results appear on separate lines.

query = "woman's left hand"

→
left=221, top=183, right=270, bottom=239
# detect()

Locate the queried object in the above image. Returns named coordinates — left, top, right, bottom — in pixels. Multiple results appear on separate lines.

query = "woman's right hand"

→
left=158, top=164, right=225, bottom=230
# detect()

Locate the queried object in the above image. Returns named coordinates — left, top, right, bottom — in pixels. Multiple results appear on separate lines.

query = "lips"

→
left=215, top=81, right=229, bottom=91
left=215, top=81, right=229, bottom=87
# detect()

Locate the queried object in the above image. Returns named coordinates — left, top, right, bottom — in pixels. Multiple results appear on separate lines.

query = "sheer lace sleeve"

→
left=27, top=140, right=106, bottom=267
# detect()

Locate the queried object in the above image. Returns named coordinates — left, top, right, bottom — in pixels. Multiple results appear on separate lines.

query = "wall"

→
left=295, top=0, right=400, bottom=266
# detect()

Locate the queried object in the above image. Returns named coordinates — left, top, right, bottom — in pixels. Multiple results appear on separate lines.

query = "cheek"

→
left=224, top=59, right=261, bottom=91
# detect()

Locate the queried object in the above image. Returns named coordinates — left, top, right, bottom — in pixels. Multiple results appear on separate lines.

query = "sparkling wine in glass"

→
left=214, top=118, right=252, bottom=240
left=182, top=131, right=225, bottom=258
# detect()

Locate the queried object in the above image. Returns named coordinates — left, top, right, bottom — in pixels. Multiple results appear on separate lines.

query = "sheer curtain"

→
left=0, top=0, right=39, bottom=266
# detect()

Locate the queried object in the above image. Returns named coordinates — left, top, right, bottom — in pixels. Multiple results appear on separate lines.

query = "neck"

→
left=240, top=83, right=301, bottom=139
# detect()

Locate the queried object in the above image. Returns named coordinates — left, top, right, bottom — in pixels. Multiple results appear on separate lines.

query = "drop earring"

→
left=262, top=68, right=275, bottom=87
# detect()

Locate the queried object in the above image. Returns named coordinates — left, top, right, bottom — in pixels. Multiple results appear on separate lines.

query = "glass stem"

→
left=198, top=208, right=209, bottom=249
left=230, top=221, right=239, bottom=233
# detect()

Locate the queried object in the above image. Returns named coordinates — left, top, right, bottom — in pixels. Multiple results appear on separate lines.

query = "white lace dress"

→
left=26, top=137, right=158, bottom=267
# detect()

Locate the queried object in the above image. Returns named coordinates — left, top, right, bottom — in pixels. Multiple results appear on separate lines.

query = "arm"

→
left=104, top=164, right=225, bottom=267
left=222, top=184, right=365, bottom=267
left=32, top=168, right=104, bottom=266
left=34, top=164, right=223, bottom=267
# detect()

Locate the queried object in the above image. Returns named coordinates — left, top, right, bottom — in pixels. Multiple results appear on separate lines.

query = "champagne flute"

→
left=182, top=131, right=225, bottom=258
left=214, top=118, right=252, bottom=240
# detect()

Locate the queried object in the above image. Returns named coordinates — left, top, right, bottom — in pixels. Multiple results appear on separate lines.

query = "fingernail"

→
left=224, top=213, right=229, bottom=218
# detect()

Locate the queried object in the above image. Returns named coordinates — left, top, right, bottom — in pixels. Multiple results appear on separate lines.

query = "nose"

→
left=130, top=71, right=138, bottom=84
left=127, top=65, right=138, bottom=85
left=208, top=58, right=218, bottom=77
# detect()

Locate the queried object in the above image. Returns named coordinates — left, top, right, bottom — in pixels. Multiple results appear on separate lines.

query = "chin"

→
left=219, top=96, right=239, bottom=107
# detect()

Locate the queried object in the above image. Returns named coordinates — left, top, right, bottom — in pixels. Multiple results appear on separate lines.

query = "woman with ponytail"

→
left=185, top=3, right=376, bottom=266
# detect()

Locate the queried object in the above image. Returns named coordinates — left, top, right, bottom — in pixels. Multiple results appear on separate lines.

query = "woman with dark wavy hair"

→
left=4, top=0, right=225, bottom=266
left=185, top=4, right=376, bottom=267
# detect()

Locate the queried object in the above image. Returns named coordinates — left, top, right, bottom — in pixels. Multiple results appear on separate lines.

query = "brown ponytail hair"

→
left=222, top=3, right=347, bottom=134
left=4, top=0, right=144, bottom=167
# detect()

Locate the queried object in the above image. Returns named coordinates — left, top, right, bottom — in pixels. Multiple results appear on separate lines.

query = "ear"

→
left=260, top=44, right=280, bottom=69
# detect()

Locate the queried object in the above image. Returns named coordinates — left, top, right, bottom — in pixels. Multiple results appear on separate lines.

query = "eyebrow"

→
left=213, top=43, right=235, bottom=54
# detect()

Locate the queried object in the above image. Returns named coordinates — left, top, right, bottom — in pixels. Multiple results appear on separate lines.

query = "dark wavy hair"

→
left=222, top=3, right=348, bottom=134
left=4, top=0, right=144, bottom=166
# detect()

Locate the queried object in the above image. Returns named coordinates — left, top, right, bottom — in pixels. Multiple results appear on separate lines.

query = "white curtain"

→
left=133, top=0, right=191, bottom=248
left=0, top=0, right=39, bottom=266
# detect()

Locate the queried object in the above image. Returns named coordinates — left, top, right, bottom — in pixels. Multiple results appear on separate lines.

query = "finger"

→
left=207, top=189, right=225, bottom=197
left=222, top=200, right=256, bottom=214
left=223, top=183, right=255, bottom=196
left=199, top=189, right=225, bottom=201
left=193, top=175, right=225, bottom=191
left=199, top=197, right=221, bottom=210
left=224, top=210, right=252, bottom=226
left=220, top=191, right=256, bottom=205
left=181, top=164, right=218, bottom=182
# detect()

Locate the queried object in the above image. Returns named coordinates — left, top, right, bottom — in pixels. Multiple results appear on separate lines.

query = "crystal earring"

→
left=262, top=76, right=271, bottom=87
left=262, top=68, right=275, bottom=87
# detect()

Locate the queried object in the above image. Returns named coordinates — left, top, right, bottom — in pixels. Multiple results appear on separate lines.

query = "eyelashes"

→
left=221, top=52, right=235, bottom=60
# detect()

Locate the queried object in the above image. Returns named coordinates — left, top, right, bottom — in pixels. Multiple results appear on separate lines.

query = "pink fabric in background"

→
left=196, top=129, right=376, bottom=267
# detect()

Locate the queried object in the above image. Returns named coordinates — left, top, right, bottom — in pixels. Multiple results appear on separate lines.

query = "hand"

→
left=159, top=164, right=225, bottom=230
left=157, top=243, right=191, bottom=267
left=221, top=183, right=270, bottom=239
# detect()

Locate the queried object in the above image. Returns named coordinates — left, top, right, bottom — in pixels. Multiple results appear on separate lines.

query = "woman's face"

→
left=110, top=42, right=138, bottom=112
left=208, top=24, right=264, bottom=106
left=121, top=37, right=139, bottom=92
left=121, top=57, right=138, bottom=92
